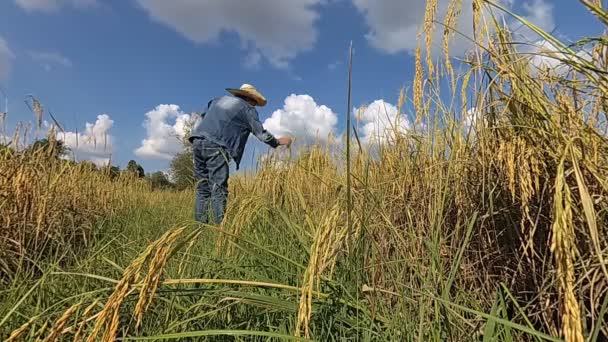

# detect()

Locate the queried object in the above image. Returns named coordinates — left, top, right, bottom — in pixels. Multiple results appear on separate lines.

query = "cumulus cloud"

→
left=526, top=40, right=570, bottom=76
left=15, top=0, right=97, bottom=12
left=0, top=36, right=14, bottom=82
left=508, top=1, right=574, bottom=76
left=355, top=100, right=410, bottom=144
left=135, top=104, right=194, bottom=160
left=523, top=39, right=594, bottom=77
left=58, top=114, right=114, bottom=166
left=462, top=106, right=487, bottom=138
left=29, top=51, right=72, bottom=71
left=352, top=0, right=555, bottom=57
left=263, top=94, right=338, bottom=144
left=134, top=0, right=321, bottom=68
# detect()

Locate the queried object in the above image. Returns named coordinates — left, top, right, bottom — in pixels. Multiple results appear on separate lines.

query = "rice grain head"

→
left=74, top=299, right=100, bottom=342
left=423, top=0, right=439, bottom=77
left=444, top=0, right=463, bottom=90
left=6, top=315, right=40, bottom=342
left=414, top=44, right=424, bottom=123
left=85, top=236, right=160, bottom=342
left=43, top=301, right=82, bottom=342
left=295, top=203, right=346, bottom=338
left=551, top=153, right=584, bottom=342
left=134, top=226, right=186, bottom=328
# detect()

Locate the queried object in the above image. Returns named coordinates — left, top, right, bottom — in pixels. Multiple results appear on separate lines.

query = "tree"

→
left=148, top=171, right=174, bottom=190
left=27, top=138, right=69, bottom=158
left=101, top=165, right=121, bottom=180
left=127, top=160, right=145, bottom=178
left=170, top=149, right=195, bottom=191
left=166, top=114, right=198, bottom=191
left=78, top=160, right=98, bottom=171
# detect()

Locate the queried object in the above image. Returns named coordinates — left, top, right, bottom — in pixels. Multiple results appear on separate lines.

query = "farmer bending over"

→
left=189, top=84, right=292, bottom=224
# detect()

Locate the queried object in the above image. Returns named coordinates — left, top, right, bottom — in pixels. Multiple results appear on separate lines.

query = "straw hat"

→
left=226, top=84, right=267, bottom=107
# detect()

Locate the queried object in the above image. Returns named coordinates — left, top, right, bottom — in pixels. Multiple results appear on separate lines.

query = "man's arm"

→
left=245, top=106, right=280, bottom=148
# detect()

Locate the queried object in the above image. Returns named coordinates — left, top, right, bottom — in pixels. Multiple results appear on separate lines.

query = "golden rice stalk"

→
left=84, top=230, right=167, bottom=342
left=472, top=0, right=483, bottom=46
left=33, top=321, right=49, bottom=342
left=214, top=196, right=266, bottom=257
left=30, top=97, right=44, bottom=129
left=356, top=105, right=368, bottom=136
left=134, top=226, right=186, bottom=328
left=551, top=153, right=584, bottom=342
left=73, top=299, right=100, bottom=342
left=460, top=70, right=472, bottom=114
left=295, top=203, right=346, bottom=338
left=571, top=148, right=608, bottom=283
left=414, top=44, right=424, bottom=123
left=178, top=230, right=202, bottom=275
left=6, top=315, right=40, bottom=342
left=43, top=301, right=82, bottom=342
left=423, top=0, right=438, bottom=77
left=443, top=0, right=463, bottom=90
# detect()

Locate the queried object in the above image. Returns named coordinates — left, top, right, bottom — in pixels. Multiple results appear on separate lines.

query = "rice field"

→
left=1, top=1, right=608, bottom=341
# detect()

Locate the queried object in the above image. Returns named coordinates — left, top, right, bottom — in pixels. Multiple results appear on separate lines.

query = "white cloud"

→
left=263, top=94, right=338, bottom=144
left=135, top=104, right=194, bottom=160
left=15, top=0, right=97, bottom=12
left=352, top=0, right=479, bottom=56
left=29, top=51, right=72, bottom=71
left=463, top=107, right=479, bottom=130
left=523, top=39, right=593, bottom=77
left=134, top=0, right=321, bottom=68
left=462, top=106, right=487, bottom=138
left=352, top=0, right=555, bottom=57
left=0, top=36, right=14, bottom=82
left=355, top=100, right=409, bottom=144
left=58, top=114, right=114, bottom=165
left=526, top=40, right=569, bottom=75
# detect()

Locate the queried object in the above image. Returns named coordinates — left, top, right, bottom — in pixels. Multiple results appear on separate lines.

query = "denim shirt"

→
left=189, top=95, right=279, bottom=169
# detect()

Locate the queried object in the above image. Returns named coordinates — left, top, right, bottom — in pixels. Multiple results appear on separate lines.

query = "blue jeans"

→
left=192, top=138, right=230, bottom=224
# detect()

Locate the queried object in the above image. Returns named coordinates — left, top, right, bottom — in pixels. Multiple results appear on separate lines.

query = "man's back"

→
left=190, top=95, right=278, bottom=169
left=197, top=96, right=249, bottom=140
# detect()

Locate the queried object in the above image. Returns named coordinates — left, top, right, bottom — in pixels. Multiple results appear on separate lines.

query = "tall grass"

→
left=0, top=133, right=146, bottom=282
left=1, top=1, right=608, bottom=341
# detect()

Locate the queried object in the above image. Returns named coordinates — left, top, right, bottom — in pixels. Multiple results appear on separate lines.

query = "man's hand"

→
left=278, top=136, right=293, bottom=147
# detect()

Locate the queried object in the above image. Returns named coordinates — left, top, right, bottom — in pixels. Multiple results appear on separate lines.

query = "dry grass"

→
left=0, top=134, right=145, bottom=280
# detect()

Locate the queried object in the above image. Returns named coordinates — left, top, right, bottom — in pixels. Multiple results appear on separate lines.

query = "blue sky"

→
left=0, top=0, right=602, bottom=172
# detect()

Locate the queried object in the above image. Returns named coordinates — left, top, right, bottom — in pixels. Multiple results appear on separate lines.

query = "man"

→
left=188, top=84, right=292, bottom=224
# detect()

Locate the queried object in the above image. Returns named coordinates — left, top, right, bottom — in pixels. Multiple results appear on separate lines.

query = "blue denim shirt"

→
left=189, top=95, right=279, bottom=169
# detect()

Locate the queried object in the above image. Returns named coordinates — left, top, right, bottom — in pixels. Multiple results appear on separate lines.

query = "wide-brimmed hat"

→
left=226, top=84, right=267, bottom=106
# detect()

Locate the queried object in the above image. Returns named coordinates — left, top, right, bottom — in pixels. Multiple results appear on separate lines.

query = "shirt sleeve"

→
left=245, top=106, right=279, bottom=148
left=200, top=99, right=214, bottom=117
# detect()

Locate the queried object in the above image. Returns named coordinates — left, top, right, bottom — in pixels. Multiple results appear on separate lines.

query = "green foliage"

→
left=127, top=159, right=145, bottom=178
left=26, top=138, right=68, bottom=159
left=147, top=171, right=174, bottom=190
left=169, top=149, right=194, bottom=191
left=78, top=160, right=98, bottom=171
left=101, top=165, right=121, bottom=180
